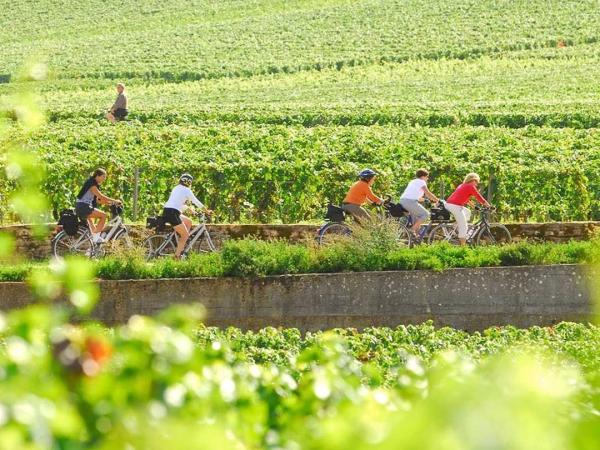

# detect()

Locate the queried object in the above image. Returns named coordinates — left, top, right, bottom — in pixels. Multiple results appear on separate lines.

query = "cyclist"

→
left=75, top=168, right=122, bottom=243
left=341, top=168, right=384, bottom=223
left=163, top=173, right=211, bottom=259
left=399, top=168, right=439, bottom=239
left=444, top=172, right=491, bottom=246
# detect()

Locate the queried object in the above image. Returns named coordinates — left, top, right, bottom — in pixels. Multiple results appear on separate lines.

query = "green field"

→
left=1, top=0, right=600, bottom=223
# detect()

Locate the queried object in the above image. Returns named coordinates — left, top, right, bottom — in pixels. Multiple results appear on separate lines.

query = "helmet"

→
left=179, top=173, right=193, bottom=187
left=358, top=168, right=378, bottom=179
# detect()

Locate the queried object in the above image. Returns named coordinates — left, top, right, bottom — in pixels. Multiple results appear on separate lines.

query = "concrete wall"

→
left=0, top=265, right=595, bottom=331
left=5, top=222, right=600, bottom=260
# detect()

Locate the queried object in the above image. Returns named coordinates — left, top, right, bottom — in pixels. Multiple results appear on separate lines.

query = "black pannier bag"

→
left=431, top=204, right=451, bottom=221
left=386, top=202, right=408, bottom=218
left=146, top=216, right=166, bottom=232
left=58, top=209, right=80, bottom=236
left=325, top=204, right=345, bottom=222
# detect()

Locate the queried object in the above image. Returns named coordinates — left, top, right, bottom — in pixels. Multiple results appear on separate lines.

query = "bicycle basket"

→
left=58, top=209, right=80, bottom=236
left=385, top=202, right=407, bottom=218
left=325, top=204, right=345, bottom=222
left=431, top=205, right=451, bottom=221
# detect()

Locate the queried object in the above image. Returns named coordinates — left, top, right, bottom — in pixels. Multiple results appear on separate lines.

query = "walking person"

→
left=105, top=83, right=128, bottom=122
left=444, top=173, right=491, bottom=246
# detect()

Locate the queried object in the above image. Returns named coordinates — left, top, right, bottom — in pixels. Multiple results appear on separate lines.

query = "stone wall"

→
left=0, top=265, right=595, bottom=331
left=4, top=222, right=600, bottom=260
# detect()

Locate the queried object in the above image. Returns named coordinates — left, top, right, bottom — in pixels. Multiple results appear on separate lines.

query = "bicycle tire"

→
left=52, top=228, right=94, bottom=258
left=427, top=223, right=459, bottom=245
left=96, top=228, right=134, bottom=257
left=190, top=230, right=217, bottom=253
left=317, top=222, right=352, bottom=245
left=394, top=223, right=412, bottom=247
left=144, top=234, right=176, bottom=260
left=475, top=224, right=512, bottom=246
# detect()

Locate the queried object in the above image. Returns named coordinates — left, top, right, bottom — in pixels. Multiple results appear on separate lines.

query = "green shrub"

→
left=221, top=239, right=311, bottom=277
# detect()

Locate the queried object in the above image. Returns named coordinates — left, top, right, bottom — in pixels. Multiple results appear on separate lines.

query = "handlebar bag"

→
left=431, top=205, right=451, bottom=221
left=386, top=202, right=408, bottom=218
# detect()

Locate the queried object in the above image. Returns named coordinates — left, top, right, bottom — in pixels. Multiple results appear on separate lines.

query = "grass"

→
left=0, top=238, right=597, bottom=282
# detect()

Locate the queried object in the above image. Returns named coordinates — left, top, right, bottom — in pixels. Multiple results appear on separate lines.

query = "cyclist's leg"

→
left=180, top=214, right=192, bottom=232
left=400, top=199, right=429, bottom=234
left=88, top=209, right=107, bottom=234
left=173, top=223, right=190, bottom=258
left=444, top=203, right=468, bottom=245
left=342, top=203, right=370, bottom=225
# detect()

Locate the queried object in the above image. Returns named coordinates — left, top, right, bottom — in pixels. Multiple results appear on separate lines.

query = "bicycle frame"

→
left=153, top=214, right=215, bottom=256
left=52, top=208, right=129, bottom=258
left=96, top=214, right=126, bottom=242
left=440, top=207, right=493, bottom=243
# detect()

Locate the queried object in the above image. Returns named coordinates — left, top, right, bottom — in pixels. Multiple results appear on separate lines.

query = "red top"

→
left=446, top=183, right=486, bottom=206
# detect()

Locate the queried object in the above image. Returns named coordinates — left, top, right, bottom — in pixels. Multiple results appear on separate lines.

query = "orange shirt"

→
left=343, top=180, right=382, bottom=206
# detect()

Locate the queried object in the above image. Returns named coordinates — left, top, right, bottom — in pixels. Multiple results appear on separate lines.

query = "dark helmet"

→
left=358, top=168, right=378, bottom=179
left=179, top=173, right=193, bottom=187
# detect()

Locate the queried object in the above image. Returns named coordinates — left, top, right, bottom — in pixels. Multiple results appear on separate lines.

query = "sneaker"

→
left=93, top=235, right=106, bottom=244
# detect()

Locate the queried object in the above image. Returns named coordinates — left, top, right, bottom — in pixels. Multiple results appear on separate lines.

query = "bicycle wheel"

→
left=427, top=223, right=459, bottom=245
left=190, top=231, right=217, bottom=253
left=52, top=228, right=94, bottom=258
left=144, top=234, right=176, bottom=260
left=395, top=223, right=412, bottom=247
left=317, top=222, right=352, bottom=245
left=100, top=228, right=134, bottom=256
left=475, top=224, right=512, bottom=246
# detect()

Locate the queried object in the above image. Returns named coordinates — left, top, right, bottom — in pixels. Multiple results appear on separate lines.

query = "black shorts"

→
left=162, top=207, right=182, bottom=226
left=114, top=108, right=128, bottom=120
left=75, top=202, right=94, bottom=219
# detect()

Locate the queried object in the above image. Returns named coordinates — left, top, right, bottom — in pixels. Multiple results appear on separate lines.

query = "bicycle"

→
left=427, top=204, right=512, bottom=245
left=52, top=204, right=132, bottom=258
left=316, top=199, right=412, bottom=246
left=144, top=211, right=216, bottom=260
left=396, top=200, right=452, bottom=245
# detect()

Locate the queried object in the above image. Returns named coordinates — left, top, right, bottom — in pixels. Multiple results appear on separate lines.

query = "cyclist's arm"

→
left=423, top=186, right=439, bottom=203
left=187, top=190, right=205, bottom=209
left=365, top=185, right=383, bottom=205
left=472, top=188, right=490, bottom=207
left=90, top=186, right=120, bottom=205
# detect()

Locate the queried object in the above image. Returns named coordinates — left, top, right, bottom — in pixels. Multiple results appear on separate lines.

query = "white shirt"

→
left=400, top=178, right=427, bottom=200
left=164, top=185, right=204, bottom=212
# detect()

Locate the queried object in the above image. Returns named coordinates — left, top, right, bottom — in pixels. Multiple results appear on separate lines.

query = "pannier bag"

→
left=146, top=216, right=166, bottom=232
left=325, top=204, right=345, bottom=222
left=431, top=204, right=451, bottom=221
left=58, top=209, right=80, bottom=236
left=385, top=202, right=408, bottom=218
